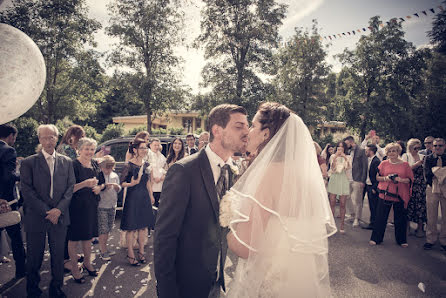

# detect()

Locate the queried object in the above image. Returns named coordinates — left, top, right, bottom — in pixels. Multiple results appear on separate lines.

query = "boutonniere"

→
left=229, top=163, right=240, bottom=176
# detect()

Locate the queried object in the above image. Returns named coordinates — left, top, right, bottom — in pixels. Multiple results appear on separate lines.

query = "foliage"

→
left=12, top=117, right=39, bottom=157
left=271, top=20, right=331, bottom=127
left=151, top=128, right=168, bottom=135
left=127, top=126, right=148, bottom=136
left=195, top=0, right=286, bottom=114
left=55, top=117, right=75, bottom=138
left=195, top=128, right=203, bottom=135
left=168, top=127, right=184, bottom=135
left=336, top=16, right=430, bottom=141
left=428, top=1, right=446, bottom=54
left=83, top=125, right=101, bottom=142
left=101, top=123, right=124, bottom=143
left=106, top=0, right=188, bottom=132
left=0, top=0, right=104, bottom=124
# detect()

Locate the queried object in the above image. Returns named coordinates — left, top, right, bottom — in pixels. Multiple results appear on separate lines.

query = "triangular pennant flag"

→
left=320, top=37, right=323, bottom=41
left=357, top=29, right=361, bottom=33
left=347, top=32, right=351, bottom=35
left=386, top=21, right=390, bottom=25
left=400, top=18, right=405, bottom=22
left=368, top=26, right=373, bottom=31
left=422, top=10, right=427, bottom=15
left=362, top=28, right=366, bottom=31
left=406, top=15, right=411, bottom=19
left=352, top=30, right=356, bottom=35
left=430, top=8, right=435, bottom=14
left=342, top=32, right=346, bottom=35
left=391, top=18, right=398, bottom=23
left=338, top=34, right=341, bottom=37
left=439, top=5, right=444, bottom=11
left=333, top=35, right=336, bottom=39
left=413, top=13, right=419, bottom=17
left=328, top=36, right=332, bottom=40
left=379, top=23, right=384, bottom=28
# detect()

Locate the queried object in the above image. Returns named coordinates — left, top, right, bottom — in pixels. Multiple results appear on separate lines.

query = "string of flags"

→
left=321, top=5, right=444, bottom=42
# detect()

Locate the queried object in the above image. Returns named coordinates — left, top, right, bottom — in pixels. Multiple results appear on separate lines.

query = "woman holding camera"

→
left=370, top=143, right=414, bottom=247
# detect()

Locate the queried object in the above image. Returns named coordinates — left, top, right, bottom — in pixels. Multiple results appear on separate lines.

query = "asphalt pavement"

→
left=1, top=201, right=445, bottom=297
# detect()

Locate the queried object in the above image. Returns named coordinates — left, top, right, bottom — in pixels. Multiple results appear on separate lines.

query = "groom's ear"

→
left=211, top=124, right=220, bottom=140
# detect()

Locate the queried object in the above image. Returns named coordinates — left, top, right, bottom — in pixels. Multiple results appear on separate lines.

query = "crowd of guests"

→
left=316, top=132, right=446, bottom=250
left=0, top=122, right=209, bottom=297
left=1, top=120, right=445, bottom=297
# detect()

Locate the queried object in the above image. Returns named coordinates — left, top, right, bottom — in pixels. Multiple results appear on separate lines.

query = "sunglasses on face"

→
left=413, top=147, right=421, bottom=150
left=433, top=144, right=445, bottom=148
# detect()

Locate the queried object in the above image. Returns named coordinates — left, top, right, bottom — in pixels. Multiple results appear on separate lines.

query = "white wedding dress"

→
left=225, top=114, right=336, bottom=298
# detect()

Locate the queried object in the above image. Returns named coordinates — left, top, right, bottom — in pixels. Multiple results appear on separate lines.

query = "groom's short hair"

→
left=208, top=104, right=247, bottom=142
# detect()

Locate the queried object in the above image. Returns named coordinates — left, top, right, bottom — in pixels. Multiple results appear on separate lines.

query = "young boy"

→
left=98, top=155, right=121, bottom=261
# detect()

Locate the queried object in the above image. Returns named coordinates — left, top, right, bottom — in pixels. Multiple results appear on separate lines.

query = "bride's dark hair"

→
left=256, top=102, right=291, bottom=155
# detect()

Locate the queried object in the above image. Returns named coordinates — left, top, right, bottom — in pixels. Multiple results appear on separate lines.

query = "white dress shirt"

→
left=205, top=145, right=233, bottom=185
left=41, top=149, right=56, bottom=198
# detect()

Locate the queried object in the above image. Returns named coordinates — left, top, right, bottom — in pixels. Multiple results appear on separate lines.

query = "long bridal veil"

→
left=227, top=113, right=337, bottom=297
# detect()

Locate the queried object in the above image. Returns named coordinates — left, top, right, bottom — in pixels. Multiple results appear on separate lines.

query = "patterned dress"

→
left=407, top=164, right=427, bottom=223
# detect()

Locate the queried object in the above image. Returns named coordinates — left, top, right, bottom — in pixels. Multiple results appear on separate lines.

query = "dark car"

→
left=95, top=135, right=188, bottom=209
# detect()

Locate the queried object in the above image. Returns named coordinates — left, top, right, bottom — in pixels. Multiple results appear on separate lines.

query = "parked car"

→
left=95, top=135, right=188, bottom=209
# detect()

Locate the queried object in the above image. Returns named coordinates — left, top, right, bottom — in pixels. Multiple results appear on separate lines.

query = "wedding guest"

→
left=55, top=125, right=85, bottom=273
left=125, top=131, right=150, bottom=163
left=402, top=139, right=426, bottom=238
left=423, top=138, right=446, bottom=250
left=370, top=143, right=413, bottom=247
left=148, top=138, right=167, bottom=212
left=198, top=131, right=210, bottom=151
left=0, top=123, right=26, bottom=280
left=120, top=138, right=155, bottom=266
left=327, top=141, right=351, bottom=233
left=321, top=143, right=334, bottom=171
left=56, top=125, right=85, bottom=160
left=67, top=138, right=105, bottom=283
left=98, top=155, right=121, bottom=261
left=419, top=136, right=434, bottom=156
left=166, top=137, right=186, bottom=168
left=362, top=144, right=381, bottom=230
left=314, top=142, right=328, bottom=181
left=360, top=130, right=385, bottom=160
left=186, top=133, right=197, bottom=155
left=21, top=124, right=75, bottom=297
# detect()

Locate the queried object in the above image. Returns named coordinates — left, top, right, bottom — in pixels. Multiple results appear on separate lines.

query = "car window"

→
left=109, top=142, right=129, bottom=163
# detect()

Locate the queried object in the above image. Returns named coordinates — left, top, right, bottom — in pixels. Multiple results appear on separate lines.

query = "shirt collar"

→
left=42, top=149, right=56, bottom=159
left=205, top=145, right=233, bottom=184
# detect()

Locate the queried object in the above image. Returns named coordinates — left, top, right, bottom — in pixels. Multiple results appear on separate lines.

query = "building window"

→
left=182, top=117, right=193, bottom=132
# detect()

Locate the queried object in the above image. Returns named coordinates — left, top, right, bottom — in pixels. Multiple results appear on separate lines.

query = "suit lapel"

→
left=199, top=150, right=220, bottom=219
left=38, top=152, right=51, bottom=177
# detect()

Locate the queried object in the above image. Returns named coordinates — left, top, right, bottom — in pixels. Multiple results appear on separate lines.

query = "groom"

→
left=154, top=104, right=249, bottom=298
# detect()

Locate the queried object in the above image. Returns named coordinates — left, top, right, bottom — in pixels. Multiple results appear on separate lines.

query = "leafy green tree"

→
left=12, top=117, right=39, bottom=157
left=106, top=0, right=187, bottom=133
left=337, top=16, right=429, bottom=140
left=428, top=1, right=446, bottom=54
left=101, top=123, right=124, bottom=143
left=196, top=0, right=286, bottom=111
left=0, top=0, right=103, bottom=123
left=271, top=21, right=331, bottom=126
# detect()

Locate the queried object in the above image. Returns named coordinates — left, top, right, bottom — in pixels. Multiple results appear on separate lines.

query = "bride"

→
left=223, top=102, right=337, bottom=297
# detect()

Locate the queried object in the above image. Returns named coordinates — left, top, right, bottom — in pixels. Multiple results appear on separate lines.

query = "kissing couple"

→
left=154, top=102, right=337, bottom=298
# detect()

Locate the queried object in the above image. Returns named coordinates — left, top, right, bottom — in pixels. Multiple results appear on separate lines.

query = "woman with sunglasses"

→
left=402, top=139, right=427, bottom=237
left=370, top=143, right=414, bottom=247
left=120, top=138, right=155, bottom=266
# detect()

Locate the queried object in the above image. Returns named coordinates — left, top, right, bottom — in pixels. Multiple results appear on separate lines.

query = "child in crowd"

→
left=98, top=155, right=121, bottom=261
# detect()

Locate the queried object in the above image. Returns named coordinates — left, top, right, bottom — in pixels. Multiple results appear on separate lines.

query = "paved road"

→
left=1, top=203, right=446, bottom=297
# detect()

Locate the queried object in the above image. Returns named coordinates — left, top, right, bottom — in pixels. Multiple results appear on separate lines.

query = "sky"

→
left=1, top=0, right=443, bottom=94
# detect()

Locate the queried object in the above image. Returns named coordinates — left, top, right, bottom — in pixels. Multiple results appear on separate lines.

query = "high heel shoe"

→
left=71, top=273, right=86, bottom=284
left=82, top=264, right=98, bottom=277
left=127, top=255, right=140, bottom=267
left=137, top=252, right=147, bottom=264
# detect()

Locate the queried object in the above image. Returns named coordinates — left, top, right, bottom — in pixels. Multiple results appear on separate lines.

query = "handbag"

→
left=0, top=199, right=21, bottom=228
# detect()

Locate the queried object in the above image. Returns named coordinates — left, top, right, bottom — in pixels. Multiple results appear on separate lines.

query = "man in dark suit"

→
left=344, top=136, right=368, bottom=227
left=154, top=104, right=249, bottom=298
left=362, top=144, right=381, bottom=230
left=0, top=123, right=26, bottom=279
left=186, top=133, right=198, bottom=155
left=21, top=124, right=75, bottom=298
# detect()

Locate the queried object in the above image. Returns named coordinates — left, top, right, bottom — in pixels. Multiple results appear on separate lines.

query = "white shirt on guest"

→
left=148, top=150, right=167, bottom=192
left=41, top=149, right=56, bottom=198
left=366, top=154, right=376, bottom=186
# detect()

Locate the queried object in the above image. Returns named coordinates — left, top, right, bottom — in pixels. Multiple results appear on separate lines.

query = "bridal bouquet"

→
left=219, top=191, right=236, bottom=228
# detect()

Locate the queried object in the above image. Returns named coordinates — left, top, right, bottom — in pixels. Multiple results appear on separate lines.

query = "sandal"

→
left=82, top=264, right=98, bottom=277
left=127, top=255, right=140, bottom=267
left=138, top=252, right=147, bottom=264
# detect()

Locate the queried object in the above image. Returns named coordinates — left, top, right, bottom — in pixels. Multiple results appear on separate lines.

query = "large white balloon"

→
left=0, top=23, right=46, bottom=124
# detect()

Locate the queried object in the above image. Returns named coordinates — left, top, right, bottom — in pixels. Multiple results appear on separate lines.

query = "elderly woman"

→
left=67, top=138, right=105, bottom=283
left=370, top=143, right=414, bottom=247
left=402, top=138, right=427, bottom=237
left=56, top=125, right=85, bottom=160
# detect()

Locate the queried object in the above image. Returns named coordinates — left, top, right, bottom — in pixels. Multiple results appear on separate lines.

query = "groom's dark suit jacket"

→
left=154, top=149, right=229, bottom=298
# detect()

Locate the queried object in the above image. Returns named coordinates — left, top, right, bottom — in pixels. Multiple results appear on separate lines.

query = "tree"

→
left=428, top=1, right=446, bottom=54
left=271, top=21, right=331, bottom=126
left=337, top=16, right=429, bottom=140
left=0, top=0, right=103, bottom=123
left=106, top=0, right=188, bottom=133
left=196, top=0, right=286, bottom=112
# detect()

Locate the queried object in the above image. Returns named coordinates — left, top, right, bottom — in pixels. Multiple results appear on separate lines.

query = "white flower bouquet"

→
left=219, top=191, right=236, bottom=228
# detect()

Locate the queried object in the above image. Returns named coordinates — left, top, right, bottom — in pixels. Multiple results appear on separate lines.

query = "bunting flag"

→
left=320, top=5, right=441, bottom=42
